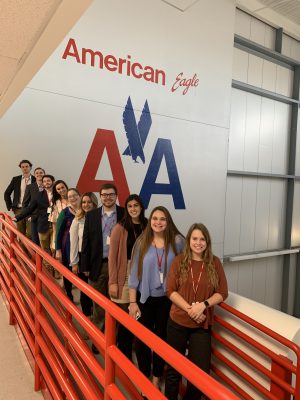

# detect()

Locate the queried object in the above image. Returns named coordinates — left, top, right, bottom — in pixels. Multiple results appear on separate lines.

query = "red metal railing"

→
left=1, top=211, right=300, bottom=399
left=211, top=302, right=300, bottom=399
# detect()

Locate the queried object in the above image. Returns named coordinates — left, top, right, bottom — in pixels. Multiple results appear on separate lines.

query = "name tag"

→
left=106, top=236, right=110, bottom=245
left=160, top=272, right=164, bottom=284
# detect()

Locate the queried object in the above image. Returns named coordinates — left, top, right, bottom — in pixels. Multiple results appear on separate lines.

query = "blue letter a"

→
left=140, top=139, right=185, bottom=209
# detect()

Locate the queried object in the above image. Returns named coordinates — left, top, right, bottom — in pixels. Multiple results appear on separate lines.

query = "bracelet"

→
left=129, top=301, right=137, bottom=303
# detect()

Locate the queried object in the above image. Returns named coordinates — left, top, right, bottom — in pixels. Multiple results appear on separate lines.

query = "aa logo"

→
left=77, top=97, right=185, bottom=209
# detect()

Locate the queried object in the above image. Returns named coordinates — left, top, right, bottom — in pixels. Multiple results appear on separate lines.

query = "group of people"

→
left=4, top=159, right=228, bottom=400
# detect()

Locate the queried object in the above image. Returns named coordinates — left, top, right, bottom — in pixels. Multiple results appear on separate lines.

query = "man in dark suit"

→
left=14, top=175, right=55, bottom=274
left=22, top=167, right=45, bottom=244
left=4, top=159, right=35, bottom=237
left=81, top=183, right=124, bottom=351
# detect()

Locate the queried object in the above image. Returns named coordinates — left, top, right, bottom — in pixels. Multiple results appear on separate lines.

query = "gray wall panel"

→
left=265, top=257, right=283, bottom=310
left=235, top=9, right=251, bottom=39
left=224, top=177, right=242, bottom=255
left=239, top=178, right=257, bottom=253
left=252, top=259, right=267, bottom=303
left=254, top=179, right=271, bottom=251
left=228, top=89, right=246, bottom=170
left=268, top=180, right=286, bottom=249
left=232, top=48, right=248, bottom=82
left=258, top=98, right=274, bottom=173
left=244, top=94, right=261, bottom=171
left=272, top=102, right=289, bottom=174
left=292, top=181, right=300, bottom=247
left=237, top=260, right=254, bottom=298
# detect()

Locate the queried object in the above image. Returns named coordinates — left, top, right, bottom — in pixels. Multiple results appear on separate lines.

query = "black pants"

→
left=165, top=318, right=211, bottom=400
left=136, top=295, right=171, bottom=378
left=63, top=262, right=73, bottom=301
left=78, top=272, right=93, bottom=317
left=114, top=302, right=133, bottom=360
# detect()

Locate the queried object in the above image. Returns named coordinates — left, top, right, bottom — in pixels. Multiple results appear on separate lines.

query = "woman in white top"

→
left=70, top=192, right=98, bottom=316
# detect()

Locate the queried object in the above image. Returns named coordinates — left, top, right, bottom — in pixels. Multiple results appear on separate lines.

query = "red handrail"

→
left=0, top=212, right=238, bottom=400
left=1, top=211, right=300, bottom=399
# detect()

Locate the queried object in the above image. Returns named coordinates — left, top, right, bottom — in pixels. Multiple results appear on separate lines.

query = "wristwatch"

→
left=204, top=300, right=210, bottom=308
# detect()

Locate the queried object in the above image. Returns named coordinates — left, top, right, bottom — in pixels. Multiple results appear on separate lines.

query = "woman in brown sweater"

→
left=165, top=223, right=228, bottom=400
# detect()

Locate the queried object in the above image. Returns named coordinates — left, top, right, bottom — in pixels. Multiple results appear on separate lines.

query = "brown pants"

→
left=13, top=208, right=31, bottom=239
left=38, top=227, right=54, bottom=275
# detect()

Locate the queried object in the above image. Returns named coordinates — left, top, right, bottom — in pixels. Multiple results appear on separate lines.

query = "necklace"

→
left=155, top=244, right=165, bottom=284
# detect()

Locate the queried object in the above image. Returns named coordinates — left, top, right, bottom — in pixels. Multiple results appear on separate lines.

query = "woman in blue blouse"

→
left=128, top=206, right=185, bottom=390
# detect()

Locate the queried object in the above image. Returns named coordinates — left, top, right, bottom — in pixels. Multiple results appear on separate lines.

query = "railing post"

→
left=8, top=227, right=16, bottom=325
left=34, top=253, right=42, bottom=391
left=104, top=311, right=116, bottom=400
left=270, top=355, right=292, bottom=400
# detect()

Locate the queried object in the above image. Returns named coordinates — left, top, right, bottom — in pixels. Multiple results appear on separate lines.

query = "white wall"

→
left=0, top=0, right=236, bottom=252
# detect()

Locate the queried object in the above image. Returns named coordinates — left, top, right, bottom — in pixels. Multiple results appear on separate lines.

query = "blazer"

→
left=16, top=190, right=52, bottom=233
left=4, top=175, right=36, bottom=211
left=22, top=182, right=41, bottom=221
left=81, top=205, right=124, bottom=282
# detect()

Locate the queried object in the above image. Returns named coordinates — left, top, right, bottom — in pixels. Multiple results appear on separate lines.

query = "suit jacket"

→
left=4, top=174, right=36, bottom=211
left=22, top=182, right=41, bottom=221
left=81, top=205, right=124, bottom=282
left=16, top=190, right=51, bottom=233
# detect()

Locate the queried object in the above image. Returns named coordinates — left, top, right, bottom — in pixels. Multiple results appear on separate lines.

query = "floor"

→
left=0, top=295, right=43, bottom=400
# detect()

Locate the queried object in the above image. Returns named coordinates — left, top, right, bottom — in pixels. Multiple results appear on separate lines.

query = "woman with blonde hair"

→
left=128, top=206, right=185, bottom=389
left=70, top=192, right=98, bottom=317
left=165, top=223, right=228, bottom=400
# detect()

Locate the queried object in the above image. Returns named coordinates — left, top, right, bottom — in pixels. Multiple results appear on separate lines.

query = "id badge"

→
left=160, top=272, right=164, bottom=284
left=106, top=236, right=110, bottom=245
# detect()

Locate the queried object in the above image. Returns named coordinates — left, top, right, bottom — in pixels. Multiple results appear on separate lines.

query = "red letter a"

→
left=77, top=129, right=130, bottom=206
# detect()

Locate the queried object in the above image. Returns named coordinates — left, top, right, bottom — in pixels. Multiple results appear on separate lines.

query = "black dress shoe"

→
left=92, top=344, right=99, bottom=354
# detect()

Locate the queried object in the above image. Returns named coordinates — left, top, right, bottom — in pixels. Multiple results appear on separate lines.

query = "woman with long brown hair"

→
left=108, top=194, right=148, bottom=359
left=165, top=223, right=228, bottom=400
left=128, top=206, right=185, bottom=389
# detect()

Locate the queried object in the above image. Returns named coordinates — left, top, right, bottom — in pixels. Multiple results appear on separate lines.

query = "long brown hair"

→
left=132, top=206, right=183, bottom=279
left=76, top=192, right=98, bottom=220
left=179, top=223, right=219, bottom=290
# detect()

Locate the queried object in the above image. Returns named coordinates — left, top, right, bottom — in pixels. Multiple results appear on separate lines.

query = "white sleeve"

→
left=69, top=219, right=80, bottom=266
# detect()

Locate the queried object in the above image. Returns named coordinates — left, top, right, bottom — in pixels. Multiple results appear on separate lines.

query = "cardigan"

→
left=108, top=224, right=129, bottom=298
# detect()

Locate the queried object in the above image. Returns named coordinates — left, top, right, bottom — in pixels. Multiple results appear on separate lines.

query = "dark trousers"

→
left=165, top=318, right=211, bottom=400
left=114, top=302, right=133, bottom=360
left=31, top=219, right=40, bottom=245
left=63, top=262, right=73, bottom=301
left=78, top=272, right=93, bottom=316
left=136, top=295, right=171, bottom=378
left=89, top=262, right=109, bottom=331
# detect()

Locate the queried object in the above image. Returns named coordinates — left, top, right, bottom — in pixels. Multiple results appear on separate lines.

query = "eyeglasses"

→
left=101, top=193, right=116, bottom=199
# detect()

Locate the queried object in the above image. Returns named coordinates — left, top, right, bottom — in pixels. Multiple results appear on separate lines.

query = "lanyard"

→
left=155, top=245, right=165, bottom=272
left=101, top=211, right=116, bottom=235
left=190, top=262, right=204, bottom=302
